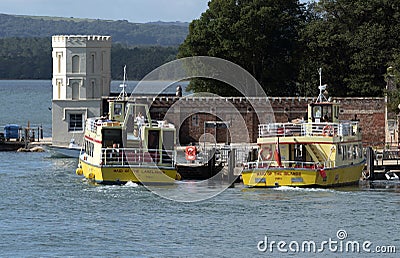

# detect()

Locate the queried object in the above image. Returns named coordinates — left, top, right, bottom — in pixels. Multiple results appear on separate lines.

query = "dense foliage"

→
left=0, top=37, right=52, bottom=79
left=299, top=0, right=400, bottom=97
left=179, top=0, right=400, bottom=97
left=0, top=38, right=178, bottom=79
left=178, top=0, right=304, bottom=96
left=0, top=13, right=188, bottom=46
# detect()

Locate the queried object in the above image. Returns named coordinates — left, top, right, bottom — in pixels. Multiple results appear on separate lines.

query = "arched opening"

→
left=72, top=55, right=80, bottom=73
left=72, top=82, right=79, bottom=100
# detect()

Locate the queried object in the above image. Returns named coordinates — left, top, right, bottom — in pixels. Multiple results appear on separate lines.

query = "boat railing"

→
left=101, top=147, right=176, bottom=167
left=258, top=121, right=359, bottom=138
left=86, top=118, right=121, bottom=134
left=244, top=160, right=323, bottom=170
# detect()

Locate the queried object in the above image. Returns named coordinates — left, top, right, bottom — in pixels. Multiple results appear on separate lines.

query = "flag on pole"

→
left=274, top=137, right=282, bottom=167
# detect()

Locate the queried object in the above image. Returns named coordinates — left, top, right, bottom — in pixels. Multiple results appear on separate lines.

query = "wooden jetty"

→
left=0, top=123, right=48, bottom=152
left=176, top=143, right=254, bottom=182
left=365, top=147, right=400, bottom=180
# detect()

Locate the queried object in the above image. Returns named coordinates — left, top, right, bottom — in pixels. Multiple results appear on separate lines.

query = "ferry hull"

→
left=79, top=159, right=178, bottom=185
left=242, top=160, right=365, bottom=187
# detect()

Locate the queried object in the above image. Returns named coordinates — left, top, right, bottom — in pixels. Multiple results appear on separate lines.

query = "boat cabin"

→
left=83, top=100, right=176, bottom=167
left=253, top=86, right=363, bottom=170
left=308, top=102, right=340, bottom=123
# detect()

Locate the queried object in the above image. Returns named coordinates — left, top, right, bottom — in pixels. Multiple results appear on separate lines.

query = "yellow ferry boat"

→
left=76, top=91, right=179, bottom=185
left=242, top=83, right=365, bottom=187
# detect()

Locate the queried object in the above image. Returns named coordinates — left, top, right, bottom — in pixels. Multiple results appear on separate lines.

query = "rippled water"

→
left=0, top=151, right=399, bottom=257
left=0, top=81, right=399, bottom=257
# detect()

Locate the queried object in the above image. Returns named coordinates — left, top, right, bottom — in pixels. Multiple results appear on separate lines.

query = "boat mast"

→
left=118, top=65, right=128, bottom=100
left=316, top=68, right=328, bottom=103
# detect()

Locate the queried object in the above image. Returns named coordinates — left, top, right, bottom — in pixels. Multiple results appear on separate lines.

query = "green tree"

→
left=178, top=0, right=305, bottom=96
left=299, top=0, right=400, bottom=97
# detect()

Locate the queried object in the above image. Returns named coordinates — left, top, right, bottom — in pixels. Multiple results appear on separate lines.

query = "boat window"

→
left=114, top=103, right=122, bottom=116
left=162, top=131, right=174, bottom=151
left=347, top=145, right=353, bottom=160
left=89, top=142, right=94, bottom=157
left=313, top=106, right=322, bottom=118
left=162, top=131, right=175, bottom=164
left=342, top=145, right=347, bottom=160
left=353, top=144, right=358, bottom=159
left=334, top=106, right=339, bottom=120
left=102, top=128, right=122, bottom=148
left=84, top=140, right=94, bottom=157
left=147, top=130, right=160, bottom=151
left=337, top=144, right=342, bottom=155
left=322, top=106, right=332, bottom=122
left=293, top=144, right=303, bottom=162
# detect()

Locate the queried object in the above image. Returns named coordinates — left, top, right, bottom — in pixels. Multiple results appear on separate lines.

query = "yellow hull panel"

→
left=242, top=162, right=364, bottom=187
left=79, top=159, right=178, bottom=184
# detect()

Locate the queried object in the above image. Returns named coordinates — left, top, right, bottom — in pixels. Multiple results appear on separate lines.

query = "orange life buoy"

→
left=259, top=145, right=272, bottom=161
left=322, top=125, right=334, bottom=136
left=185, top=146, right=197, bottom=161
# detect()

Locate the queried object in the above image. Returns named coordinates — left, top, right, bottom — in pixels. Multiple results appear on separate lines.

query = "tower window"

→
left=72, top=55, right=80, bottom=73
left=69, top=113, right=83, bottom=131
left=91, top=53, right=95, bottom=73
left=57, top=52, right=62, bottom=73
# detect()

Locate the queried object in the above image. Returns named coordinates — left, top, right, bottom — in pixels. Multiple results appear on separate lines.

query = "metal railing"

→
left=101, top=147, right=175, bottom=167
left=258, top=121, right=360, bottom=138
left=244, top=160, right=323, bottom=170
left=374, top=149, right=400, bottom=166
left=86, top=118, right=121, bottom=134
left=217, top=145, right=252, bottom=166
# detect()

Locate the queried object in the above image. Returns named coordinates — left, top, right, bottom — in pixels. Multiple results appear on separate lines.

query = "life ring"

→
left=322, top=125, right=334, bottom=136
left=185, top=146, right=197, bottom=161
left=259, top=145, right=272, bottom=160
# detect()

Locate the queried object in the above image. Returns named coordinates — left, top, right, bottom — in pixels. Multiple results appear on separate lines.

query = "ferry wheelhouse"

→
left=242, top=84, right=365, bottom=187
left=76, top=98, right=179, bottom=185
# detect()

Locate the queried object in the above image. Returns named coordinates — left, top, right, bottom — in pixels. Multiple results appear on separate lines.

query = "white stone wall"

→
left=51, top=35, right=111, bottom=101
left=52, top=100, right=103, bottom=146
left=51, top=35, right=111, bottom=146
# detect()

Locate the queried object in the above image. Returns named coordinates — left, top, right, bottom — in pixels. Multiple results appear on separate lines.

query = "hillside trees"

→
left=0, top=14, right=188, bottom=46
left=0, top=38, right=178, bottom=79
left=111, top=44, right=178, bottom=79
left=0, top=37, right=52, bottom=79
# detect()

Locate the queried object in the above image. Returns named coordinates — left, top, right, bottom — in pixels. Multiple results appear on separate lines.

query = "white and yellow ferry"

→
left=242, top=84, right=365, bottom=187
left=76, top=97, right=179, bottom=185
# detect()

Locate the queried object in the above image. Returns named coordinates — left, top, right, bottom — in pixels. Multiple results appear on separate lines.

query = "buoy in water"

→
left=76, top=168, right=83, bottom=175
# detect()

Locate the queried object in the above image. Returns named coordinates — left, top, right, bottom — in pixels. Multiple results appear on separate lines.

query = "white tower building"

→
left=51, top=35, right=112, bottom=146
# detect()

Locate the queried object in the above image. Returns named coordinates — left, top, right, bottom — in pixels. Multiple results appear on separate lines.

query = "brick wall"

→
left=128, top=96, right=385, bottom=146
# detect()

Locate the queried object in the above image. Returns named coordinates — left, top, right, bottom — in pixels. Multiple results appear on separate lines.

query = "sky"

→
left=1, top=0, right=210, bottom=23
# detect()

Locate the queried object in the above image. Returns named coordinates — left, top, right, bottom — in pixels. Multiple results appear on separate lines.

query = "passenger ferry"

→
left=76, top=97, right=180, bottom=185
left=242, top=83, right=365, bottom=187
